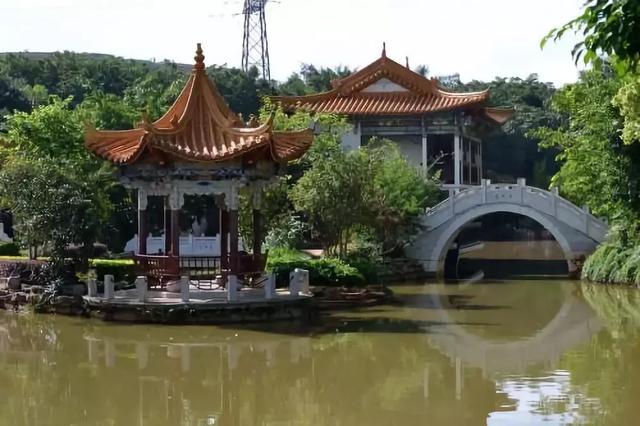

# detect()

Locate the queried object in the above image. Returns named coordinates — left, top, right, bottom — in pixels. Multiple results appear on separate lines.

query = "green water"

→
left=1, top=280, right=639, bottom=425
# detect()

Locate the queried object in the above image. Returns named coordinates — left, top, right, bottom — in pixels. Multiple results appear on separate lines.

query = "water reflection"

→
left=0, top=280, right=637, bottom=425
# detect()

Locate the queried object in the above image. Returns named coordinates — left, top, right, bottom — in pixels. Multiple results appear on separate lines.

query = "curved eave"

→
left=270, top=129, right=314, bottom=162
left=482, top=107, right=516, bottom=125
left=85, top=127, right=147, bottom=165
left=149, top=133, right=273, bottom=163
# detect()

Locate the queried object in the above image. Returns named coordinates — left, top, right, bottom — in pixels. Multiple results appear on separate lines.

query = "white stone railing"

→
left=426, top=179, right=608, bottom=243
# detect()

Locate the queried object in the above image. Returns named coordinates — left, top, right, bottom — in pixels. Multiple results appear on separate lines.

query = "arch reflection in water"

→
left=0, top=280, right=617, bottom=426
left=411, top=281, right=603, bottom=375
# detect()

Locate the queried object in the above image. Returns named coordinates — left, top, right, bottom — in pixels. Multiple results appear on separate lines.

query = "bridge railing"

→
left=427, top=179, right=608, bottom=242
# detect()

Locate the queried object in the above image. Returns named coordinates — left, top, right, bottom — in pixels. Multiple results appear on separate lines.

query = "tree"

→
left=532, top=69, right=637, bottom=222
left=0, top=156, right=112, bottom=273
left=0, top=75, right=30, bottom=128
left=2, top=96, right=86, bottom=160
left=79, top=92, right=140, bottom=130
left=365, top=141, right=440, bottom=255
left=613, top=73, right=640, bottom=145
left=543, top=0, right=640, bottom=68
left=0, top=97, right=117, bottom=270
left=300, top=64, right=352, bottom=92
left=207, top=65, right=272, bottom=119
left=290, top=139, right=438, bottom=257
left=456, top=75, right=560, bottom=186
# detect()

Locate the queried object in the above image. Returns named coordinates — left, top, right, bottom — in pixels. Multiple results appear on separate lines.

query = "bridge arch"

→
left=406, top=182, right=607, bottom=276
left=430, top=204, right=574, bottom=275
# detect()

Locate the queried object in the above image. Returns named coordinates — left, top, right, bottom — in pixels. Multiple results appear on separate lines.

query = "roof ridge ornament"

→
left=381, top=42, right=387, bottom=58
left=194, top=43, right=205, bottom=71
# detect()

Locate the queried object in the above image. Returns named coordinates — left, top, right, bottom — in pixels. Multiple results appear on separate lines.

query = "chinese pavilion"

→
left=85, top=44, right=313, bottom=288
left=272, top=45, right=513, bottom=186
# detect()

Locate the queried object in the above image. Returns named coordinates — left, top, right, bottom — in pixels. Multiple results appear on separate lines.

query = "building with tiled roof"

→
left=272, top=45, right=513, bottom=186
left=85, top=44, right=314, bottom=290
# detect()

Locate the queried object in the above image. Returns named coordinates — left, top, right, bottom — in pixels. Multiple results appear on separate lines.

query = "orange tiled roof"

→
left=271, top=48, right=493, bottom=116
left=85, top=44, right=313, bottom=165
left=482, top=107, right=515, bottom=125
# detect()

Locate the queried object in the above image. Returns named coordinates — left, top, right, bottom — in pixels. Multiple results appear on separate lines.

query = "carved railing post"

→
left=449, top=189, right=455, bottom=217
left=551, top=186, right=559, bottom=217
left=583, top=205, right=591, bottom=236
left=517, top=178, right=526, bottom=204
left=481, top=179, right=489, bottom=204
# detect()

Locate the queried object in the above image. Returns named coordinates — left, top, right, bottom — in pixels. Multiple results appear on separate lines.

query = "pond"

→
left=1, top=280, right=639, bottom=425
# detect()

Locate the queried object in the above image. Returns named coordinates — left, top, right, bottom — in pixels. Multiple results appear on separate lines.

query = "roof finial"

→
left=405, top=56, right=410, bottom=69
left=194, top=43, right=205, bottom=71
left=382, top=42, right=387, bottom=58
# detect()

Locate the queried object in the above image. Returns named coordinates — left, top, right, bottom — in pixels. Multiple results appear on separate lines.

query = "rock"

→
left=26, top=293, right=42, bottom=305
left=53, top=295, right=77, bottom=306
left=11, top=293, right=27, bottom=305
left=61, top=283, right=86, bottom=297
left=7, top=276, right=21, bottom=291
left=29, top=285, right=45, bottom=295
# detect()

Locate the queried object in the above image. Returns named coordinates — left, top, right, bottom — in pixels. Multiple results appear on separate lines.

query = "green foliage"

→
left=78, top=92, right=139, bottom=130
left=267, top=247, right=312, bottom=264
left=613, top=71, right=640, bottom=145
left=263, top=212, right=308, bottom=249
left=89, top=259, right=135, bottom=284
left=208, top=65, right=272, bottom=118
left=3, top=97, right=86, bottom=160
left=583, top=222, right=640, bottom=285
left=0, top=98, right=114, bottom=274
left=532, top=69, right=637, bottom=221
left=457, top=75, right=560, bottom=183
left=0, top=156, right=112, bottom=273
left=290, top=139, right=439, bottom=256
left=0, top=242, right=20, bottom=256
left=266, top=249, right=365, bottom=287
left=582, top=242, right=640, bottom=285
left=543, top=0, right=640, bottom=68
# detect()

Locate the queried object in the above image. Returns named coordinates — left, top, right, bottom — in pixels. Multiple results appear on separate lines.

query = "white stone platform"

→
left=84, top=286, right=312, bottom=306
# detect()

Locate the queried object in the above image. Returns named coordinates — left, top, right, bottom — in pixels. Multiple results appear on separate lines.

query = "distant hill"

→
left=0, top=51, right=193, bottom=71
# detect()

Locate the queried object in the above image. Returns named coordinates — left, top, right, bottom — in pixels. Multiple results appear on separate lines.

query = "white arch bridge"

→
left=406, top=179, right=608, bottom=276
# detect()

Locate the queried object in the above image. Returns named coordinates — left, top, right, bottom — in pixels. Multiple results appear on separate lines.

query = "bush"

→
left=583, top=241, right=640, bottom=285
left=0, top=242, right=20, bottom=256
left=90, top=259, right=135, bottom=284
left=341, top=255, right=380, bottom=284
left=267, top=248, right=365, bottom=287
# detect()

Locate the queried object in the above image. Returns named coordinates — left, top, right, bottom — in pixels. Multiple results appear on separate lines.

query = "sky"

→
left=0, top=0, right=586, bottom=87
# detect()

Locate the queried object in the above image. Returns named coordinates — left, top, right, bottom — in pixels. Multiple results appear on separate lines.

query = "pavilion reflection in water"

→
left=0, top=282, right=604, bottom=425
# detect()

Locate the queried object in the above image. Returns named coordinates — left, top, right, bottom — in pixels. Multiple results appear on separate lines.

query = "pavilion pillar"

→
left=164, top=198, right=172, bottom=255
left=228, top=210, right=239, bottom=274
left=252, top=209, right=263, bottom=257
left=168, top=190, right=182, bottom=257
left=226, top=184, right=240, bottom=275
left=137, top=190, right=148, bottom=255
left=421, top=115, right=428, bottom=176
left=219, top=209, right=229, bottom=270
left=251, top=186, right=264, bottom=257
left=454, top=121, right=462, bottom=187
left=171, top=210, right=180, bottom=257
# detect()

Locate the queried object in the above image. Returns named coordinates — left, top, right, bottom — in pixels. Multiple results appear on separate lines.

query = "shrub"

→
left=583, top=241, right=640, bottom=285
left=90, top=259, right=135, bottom=284
left=267, top=248, right=365, bottom=287
left=0, top=242, right=20, bottom=256
left=308, top=258, right=364, bottom=287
